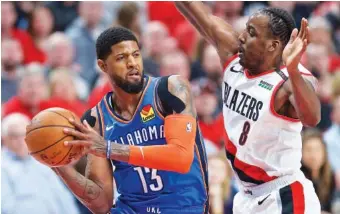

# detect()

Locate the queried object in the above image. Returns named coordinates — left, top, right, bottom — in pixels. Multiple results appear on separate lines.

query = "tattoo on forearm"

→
left=109, top=143, right=130, bottom=162
left=56, top=167, right=102, bottom=204
left=83, top=181, right=101, bottom=201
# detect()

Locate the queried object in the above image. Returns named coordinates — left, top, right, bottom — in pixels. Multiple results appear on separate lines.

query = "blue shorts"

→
left=110, top=200, right=205, bottom=214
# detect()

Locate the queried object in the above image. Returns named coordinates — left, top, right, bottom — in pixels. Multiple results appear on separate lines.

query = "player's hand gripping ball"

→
left=25, top=108, right=84, bottom=167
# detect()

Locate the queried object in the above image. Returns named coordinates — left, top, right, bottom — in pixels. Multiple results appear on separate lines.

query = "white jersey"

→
left=222, top=54, right=317, bottom=188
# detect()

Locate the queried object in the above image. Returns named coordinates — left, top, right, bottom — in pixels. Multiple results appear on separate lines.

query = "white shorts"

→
left=233, top=172, right=321, bottom=214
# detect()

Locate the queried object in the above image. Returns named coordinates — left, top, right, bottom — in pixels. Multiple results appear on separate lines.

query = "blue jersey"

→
left=96, top=76, right=209, bottom=214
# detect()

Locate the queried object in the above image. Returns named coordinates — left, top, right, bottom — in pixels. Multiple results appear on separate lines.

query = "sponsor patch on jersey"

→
left=140, top=104, right=156, bottom=123
left=258, top=80, right=273, bottom=91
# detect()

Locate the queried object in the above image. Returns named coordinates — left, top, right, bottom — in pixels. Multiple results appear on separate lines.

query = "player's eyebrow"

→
left=114, top=49, right=140, bottom=57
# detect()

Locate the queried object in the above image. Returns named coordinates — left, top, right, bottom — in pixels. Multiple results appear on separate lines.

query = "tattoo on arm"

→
left=108, top=143, right=130, bottom=162
left=54, top=167, right=106, bottom=211
left=168, top=76, right=197, bottom=117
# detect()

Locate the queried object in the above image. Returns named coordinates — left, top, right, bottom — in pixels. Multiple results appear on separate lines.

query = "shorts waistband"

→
left=241, top=172, right=304, bottom=197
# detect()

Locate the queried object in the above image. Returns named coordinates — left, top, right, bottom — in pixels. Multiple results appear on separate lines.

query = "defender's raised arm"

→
left=175, top=1, right=239, bottom=63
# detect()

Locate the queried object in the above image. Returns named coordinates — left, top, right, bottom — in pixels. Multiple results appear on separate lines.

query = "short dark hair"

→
left=96, top=27, right=139, bottom=60
left=259, top=7, right=296, bottom=47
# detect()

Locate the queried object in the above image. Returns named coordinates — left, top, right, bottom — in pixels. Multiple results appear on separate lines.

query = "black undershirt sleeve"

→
left=156, top=76, right=186, bottom=117
left=80, top=109, right=97, bottom=128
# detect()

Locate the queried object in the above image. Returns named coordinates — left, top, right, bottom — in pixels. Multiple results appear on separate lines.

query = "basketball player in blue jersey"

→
left=52, top=27, right=209, bottom=214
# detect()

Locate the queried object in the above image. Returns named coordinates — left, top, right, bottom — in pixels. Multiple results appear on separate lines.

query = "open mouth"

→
left=127, top=69, right=140, bottom=77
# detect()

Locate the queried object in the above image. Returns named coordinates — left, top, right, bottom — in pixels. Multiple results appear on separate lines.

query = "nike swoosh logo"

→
left=230, top=66, right=242, bottom=73
left=106, top=126, right=114, bottom=131
left=258, top=194, right=271, bottom=205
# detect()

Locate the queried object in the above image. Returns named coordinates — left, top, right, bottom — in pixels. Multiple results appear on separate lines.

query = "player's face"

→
left=101, top=41, right=144, bottom=94
left=238, top=14, right=277, bottom=71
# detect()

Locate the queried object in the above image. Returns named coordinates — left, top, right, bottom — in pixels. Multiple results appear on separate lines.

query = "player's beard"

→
left=114, top=70, right=145, bottom=94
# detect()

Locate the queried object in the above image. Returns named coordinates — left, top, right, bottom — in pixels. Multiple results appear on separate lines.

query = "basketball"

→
left=25, top=107, right=84, bottom=167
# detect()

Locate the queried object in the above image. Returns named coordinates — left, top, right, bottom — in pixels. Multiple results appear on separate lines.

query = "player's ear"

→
left=97, top=59, right=107, bottom=73
left=268, top=39, right=280, bottom=52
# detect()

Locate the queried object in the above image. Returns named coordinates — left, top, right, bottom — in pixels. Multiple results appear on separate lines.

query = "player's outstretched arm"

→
left=175, top=1, right=239, bottom=64
left=54, top=108, right=113, bottom=214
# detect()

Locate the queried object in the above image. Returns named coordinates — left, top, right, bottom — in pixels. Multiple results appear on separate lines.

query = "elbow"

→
left=93, top=203, right=112, bottom=214
left=174, top=151, right=194, bottom=174
left=302, top=114, right=321, bottom=127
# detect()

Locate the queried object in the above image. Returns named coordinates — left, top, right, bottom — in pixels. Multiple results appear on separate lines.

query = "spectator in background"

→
left=232, top=16, right=249, bottom=35
left=1, top=39, right=24, bottom=103
left=26, top=5, right=54, bottom=64
left=301, top=129, right=336, bottom=213
left=208, top=152, right=236, bottom=214
left=305, top=44, right=333, bottom=130
left=201, top=44, right=224, bottom=111
left=14, top=1, right=39, bottom=30
left=3, top=63, right=48, bottom=119
left=308, top=15, right=340, bottom=74
left=87, top=73, right=112, bottom=108
left=66, top=1, right=104, bottom=91
left=312, top=1, right=340, bottom=54
left=1, top=1, right=20, bottom=39
left=332, top=72, right=340, bottom=98
left=45, top=32, right=75, bottom=71
left=116, top=2, right=141, bottom=39
left=1, top=2, right=40, bottom=64
left=142, top=21, right=170, bottom=63
left=159, top=51, right=190, bottom=79
left=102, top=1, right=148, bottom=34
left=1, top=113, right=80, bottom=214
left=213, top=2, right=243, bottom=25
left=45, top=68, right=87, bottom=117
left=192, top=78, right=224, bottom=152
left=66, top=2, right=103, bottom=89
left=45, top=1, right=79, bottom=32
left=269, top=1, right=296, bottom=14
left=116, top=2, right=160, bottom=77
left=191, top=42, right=224, bottom=112
left=147, top=2, right=186, bottom=37
left=324, top=95, right=340, bottom=190
left=309, top=16, right=335, bottom=54
left=45, top=32, right=89, bottom=100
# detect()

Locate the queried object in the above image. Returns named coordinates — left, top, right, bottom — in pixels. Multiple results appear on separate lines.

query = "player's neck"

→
left=247, top=58, right=282, bottom=75
left=112, top=86, right=143, bottom=114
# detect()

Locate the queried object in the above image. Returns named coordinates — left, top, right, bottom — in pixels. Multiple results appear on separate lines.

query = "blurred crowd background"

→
left=1, top=1, right=340, bottom=214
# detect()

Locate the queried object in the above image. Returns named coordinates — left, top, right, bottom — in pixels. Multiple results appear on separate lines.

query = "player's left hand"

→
left=282, top=18, right=310, bottom=72
left=63, top=118, right=107, bottom=158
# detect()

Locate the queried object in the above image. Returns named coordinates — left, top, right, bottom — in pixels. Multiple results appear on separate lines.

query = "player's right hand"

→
left=63, top=118, right=108, bottom=158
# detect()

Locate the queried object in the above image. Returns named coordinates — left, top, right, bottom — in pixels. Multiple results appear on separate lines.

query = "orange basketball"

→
left=25, top=107, right=84, bottom=167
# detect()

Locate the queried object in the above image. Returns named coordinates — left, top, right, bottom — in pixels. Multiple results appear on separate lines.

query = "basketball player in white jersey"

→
left=176, top=2, right=321, bottom=214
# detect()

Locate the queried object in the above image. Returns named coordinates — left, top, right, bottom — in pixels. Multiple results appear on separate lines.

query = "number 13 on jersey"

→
left=134, top=167, right=164, bottom=193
